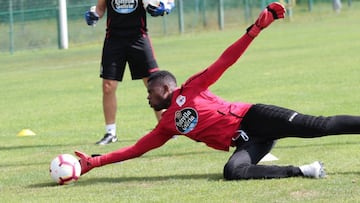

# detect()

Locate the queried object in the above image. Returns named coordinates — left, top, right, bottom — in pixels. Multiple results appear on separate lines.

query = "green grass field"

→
left=1, top=5, right=360, bottom=203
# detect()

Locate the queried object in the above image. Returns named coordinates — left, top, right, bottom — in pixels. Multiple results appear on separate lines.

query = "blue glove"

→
left=85, top=6, right=99, bottom=26
left=146, top=1, right=175, bottom=17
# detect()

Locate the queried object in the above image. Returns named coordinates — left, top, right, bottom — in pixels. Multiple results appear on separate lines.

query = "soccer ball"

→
left=49, top=154, right=81, bottom=185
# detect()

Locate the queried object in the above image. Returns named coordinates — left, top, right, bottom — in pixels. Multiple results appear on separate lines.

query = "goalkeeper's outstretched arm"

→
left=186, top=2, right=286, bottom=89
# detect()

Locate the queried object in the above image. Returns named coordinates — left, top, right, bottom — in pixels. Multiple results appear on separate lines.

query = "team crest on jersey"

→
left=176, top=95, right=186, bottom=107
left=111, top=0, right=139, bottom=14
left=175, top=108, right=198, bottom=134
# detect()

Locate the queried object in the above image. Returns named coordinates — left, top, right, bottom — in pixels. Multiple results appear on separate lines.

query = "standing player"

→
left=85, top=0, right=175, bottom=145
left=76, top=2, right=360, bottom=180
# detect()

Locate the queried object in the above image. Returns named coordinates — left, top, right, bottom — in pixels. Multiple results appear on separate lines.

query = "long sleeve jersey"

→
left=100, top=33, right=255, bottom=166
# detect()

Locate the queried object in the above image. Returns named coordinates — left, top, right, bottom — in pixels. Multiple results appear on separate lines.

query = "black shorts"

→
left=100, top=34, right=159, bottom=81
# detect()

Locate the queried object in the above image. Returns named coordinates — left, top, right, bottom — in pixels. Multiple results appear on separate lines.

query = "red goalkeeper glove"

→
left=75, top=150, right=101, bottom=176
left=247, top=2, right=286, bottom=38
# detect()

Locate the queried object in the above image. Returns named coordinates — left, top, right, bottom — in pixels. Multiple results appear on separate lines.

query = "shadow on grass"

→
left=27, top=171, right=360, bottom=188
left=83, top=173, right=224, bottom=184
left=144, top=150, right=219, bottom=159
left=326, top=171, right=360, bottom=176
left=275, top=140, right=360, bottom=149
left=28, top=173, right=224, bottom=188
left=81, top=171, right=360, bottom=184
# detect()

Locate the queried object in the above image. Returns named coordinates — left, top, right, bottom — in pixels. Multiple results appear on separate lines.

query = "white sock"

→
left=105, top=124, right=116, bottom=136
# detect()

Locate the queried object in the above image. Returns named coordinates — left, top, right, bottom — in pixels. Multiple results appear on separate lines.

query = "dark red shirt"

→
left=101, top=33, right=255, bottom=164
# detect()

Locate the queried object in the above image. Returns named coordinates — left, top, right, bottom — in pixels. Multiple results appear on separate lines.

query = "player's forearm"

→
left=201, top=33, right=254, bottom=86
left=98, top=132, right=171, bottom=166
left=99, top=146, right=142, bottom=166
left=96, top=0, right=106, bottom=18
left=217, top=33, right=254, bottom=68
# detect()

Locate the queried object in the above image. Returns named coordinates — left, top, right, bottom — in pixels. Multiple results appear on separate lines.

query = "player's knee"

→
left=223, top=163, right=234, bottom=180
left=102, top=80, right=117, bottom=94
left=223, top=162, right=250, bottom=180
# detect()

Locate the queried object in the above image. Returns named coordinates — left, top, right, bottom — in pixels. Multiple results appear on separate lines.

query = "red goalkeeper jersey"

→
left=100, top=33, right=255, bottom=165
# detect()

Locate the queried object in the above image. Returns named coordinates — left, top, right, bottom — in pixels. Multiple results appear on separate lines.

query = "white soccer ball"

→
left=143, top=0, right=161, bottom=8
left=49, top=154, right=81, bottom=185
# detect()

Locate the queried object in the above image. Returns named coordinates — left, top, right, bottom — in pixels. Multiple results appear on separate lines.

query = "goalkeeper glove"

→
left=75, top=150, right=101, bottom=176
left=146, top=1, right=175, bottom=17
left=85, top=6, right=99, bottom=26
left=247, top=2, right=285, bottom=38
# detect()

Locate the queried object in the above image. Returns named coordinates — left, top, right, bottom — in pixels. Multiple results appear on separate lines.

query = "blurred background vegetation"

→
left=0, top=0, right=357, bottom=53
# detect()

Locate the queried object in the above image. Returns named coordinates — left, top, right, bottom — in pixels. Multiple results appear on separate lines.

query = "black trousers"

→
left=223, top=104, right=360, bottom=180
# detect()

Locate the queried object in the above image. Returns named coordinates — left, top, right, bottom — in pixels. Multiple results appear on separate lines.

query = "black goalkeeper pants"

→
left=223, top=104, right=360, bottom=180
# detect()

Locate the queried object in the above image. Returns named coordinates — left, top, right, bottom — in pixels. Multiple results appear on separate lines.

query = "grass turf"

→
left=0, top=5, right=360, bottom=203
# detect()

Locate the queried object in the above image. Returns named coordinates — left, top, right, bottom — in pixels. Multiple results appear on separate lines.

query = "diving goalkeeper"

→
left=76, top=2, right=360, bottom=180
